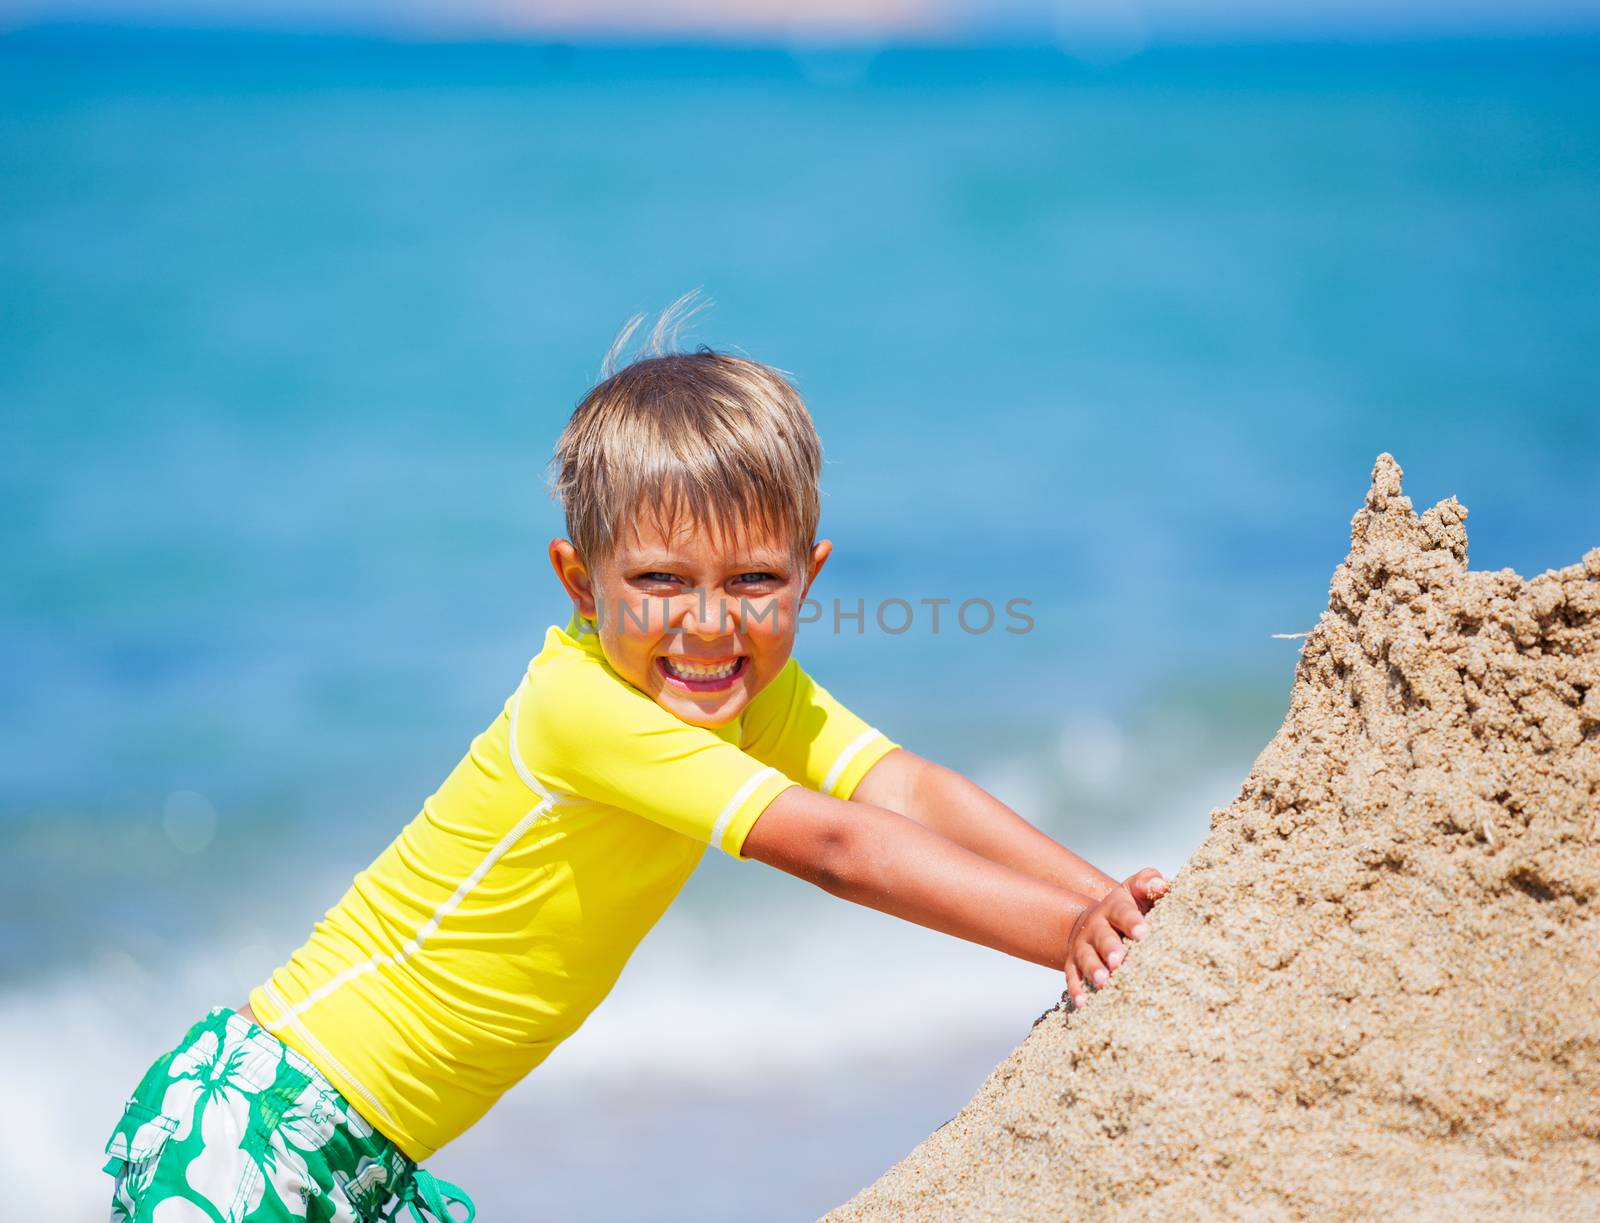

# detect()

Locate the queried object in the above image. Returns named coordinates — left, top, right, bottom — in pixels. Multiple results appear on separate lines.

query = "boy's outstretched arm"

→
left=742, top=783, right=1151, bottom=996
left=851, top=747, right=1129, bottom=903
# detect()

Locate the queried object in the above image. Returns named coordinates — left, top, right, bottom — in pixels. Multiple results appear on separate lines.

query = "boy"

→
left=102, top=315, right=1167, bottom=1222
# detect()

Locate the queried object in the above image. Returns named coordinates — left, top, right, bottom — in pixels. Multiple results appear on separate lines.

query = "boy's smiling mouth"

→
left=657, top=654, right=748, bottom=692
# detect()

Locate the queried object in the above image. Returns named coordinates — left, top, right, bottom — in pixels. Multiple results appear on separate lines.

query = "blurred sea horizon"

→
left=3, top=27, right=1597, bottom=1220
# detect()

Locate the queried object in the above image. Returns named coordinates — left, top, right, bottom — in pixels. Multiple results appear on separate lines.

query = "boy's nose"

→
left=678, top=592, right=737, bottom=638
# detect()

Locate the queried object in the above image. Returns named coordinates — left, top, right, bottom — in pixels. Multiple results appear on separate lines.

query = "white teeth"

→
left=664, top=657, right=740, bottom=680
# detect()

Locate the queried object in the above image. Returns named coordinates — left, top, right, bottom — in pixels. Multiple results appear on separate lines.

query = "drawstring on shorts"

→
left=384, top=1166, right=476, bottom=1223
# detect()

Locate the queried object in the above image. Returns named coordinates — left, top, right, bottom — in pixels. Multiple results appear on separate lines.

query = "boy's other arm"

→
left=741, top=783, right=1106, bottom=973
left=850, top=747, right=1122, bottom=902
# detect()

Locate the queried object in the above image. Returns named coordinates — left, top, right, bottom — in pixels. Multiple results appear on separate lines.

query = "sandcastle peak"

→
left=1338, top=452, right=1470, bottom=622
left=829, top=455, right=1599, bottom=1223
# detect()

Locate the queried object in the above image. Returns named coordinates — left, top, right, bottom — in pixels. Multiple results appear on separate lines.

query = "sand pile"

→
left=828, top=454, right=1600, bottom=1222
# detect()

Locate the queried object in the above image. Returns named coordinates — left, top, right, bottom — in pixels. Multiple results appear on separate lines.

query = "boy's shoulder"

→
left=518, top=614, right=745, bottom=752
left=525, top=612, right=667, bottom=704
left=533, top=610, right=605, bottom=667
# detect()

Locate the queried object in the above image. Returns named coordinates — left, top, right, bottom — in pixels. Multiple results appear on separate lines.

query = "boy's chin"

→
left=652, top=688, right=747, bottom=729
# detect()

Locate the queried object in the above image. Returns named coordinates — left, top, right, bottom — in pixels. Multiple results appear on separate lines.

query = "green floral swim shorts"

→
left=101, top=1006, right=474, bottom=1222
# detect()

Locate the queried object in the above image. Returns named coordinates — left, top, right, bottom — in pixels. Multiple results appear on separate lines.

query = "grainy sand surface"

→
left=826, top=454, right=1600, bottom=1222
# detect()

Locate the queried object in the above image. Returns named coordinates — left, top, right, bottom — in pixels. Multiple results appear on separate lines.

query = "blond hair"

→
left=549, top=291, right=823, bottom=568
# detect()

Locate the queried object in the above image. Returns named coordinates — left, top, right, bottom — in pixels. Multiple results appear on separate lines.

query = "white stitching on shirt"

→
left=253, top=675, right=571, bottom=1142
left=507, top=674, right=556, bottom=802
left=710, top=766, right=782, bottom=855
left=259, top=979, right=397, bottom=1125
left=259, top=797, right=554, bottom=1032
left=823, top=728, right=884, bottom=796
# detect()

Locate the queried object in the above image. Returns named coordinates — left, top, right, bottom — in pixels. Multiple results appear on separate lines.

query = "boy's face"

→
left=549, top=514, right=831, bottom=729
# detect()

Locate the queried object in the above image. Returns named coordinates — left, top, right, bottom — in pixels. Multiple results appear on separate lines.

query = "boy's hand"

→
left=1064, top=867, right=1169, bottom=1010
left=1123, top=866, right=1169, bottom=913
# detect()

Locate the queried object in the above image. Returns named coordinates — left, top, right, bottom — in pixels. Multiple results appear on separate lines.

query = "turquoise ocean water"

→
left=3, top=30, right=1598, bottom=1219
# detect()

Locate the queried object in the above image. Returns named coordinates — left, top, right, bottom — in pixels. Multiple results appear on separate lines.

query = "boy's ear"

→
left=548, top=539, right=597, bottom=619
left=801, top=539, right=832, bottom=600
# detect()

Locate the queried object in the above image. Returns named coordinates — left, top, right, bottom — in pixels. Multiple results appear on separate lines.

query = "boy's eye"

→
left=631, top=571, right=780, bottom=588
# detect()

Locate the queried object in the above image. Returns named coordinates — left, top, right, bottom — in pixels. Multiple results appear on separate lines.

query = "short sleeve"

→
left=513, top=651, right=798, bottom=859
left=738, top=657, right=900, bottom=808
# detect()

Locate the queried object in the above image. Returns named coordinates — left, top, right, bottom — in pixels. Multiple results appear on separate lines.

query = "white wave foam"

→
left=0, top=897, right=1057, bottom=1220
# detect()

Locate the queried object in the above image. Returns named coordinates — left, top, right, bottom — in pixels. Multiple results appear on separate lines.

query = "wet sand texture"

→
left=826, top=454, right=1600, bottom=1222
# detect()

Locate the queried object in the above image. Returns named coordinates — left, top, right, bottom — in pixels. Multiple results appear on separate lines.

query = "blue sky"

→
left=6, top=0, right=1600, bottom=42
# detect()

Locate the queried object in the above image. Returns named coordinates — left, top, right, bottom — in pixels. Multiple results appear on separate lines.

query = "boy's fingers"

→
left=1064, top=959, right=1086, bottom=1008
left=1126, top=868, right=1169, bottom=914
left=1092, top=924, right=1125, bottom=972
left=1076, top=940, right=1109, bottom=991
left=1107, top=891, right=1150, bottom=941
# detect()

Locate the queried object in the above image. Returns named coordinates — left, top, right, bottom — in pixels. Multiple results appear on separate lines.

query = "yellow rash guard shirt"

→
left=248, top=612, right=899, bottom=1160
